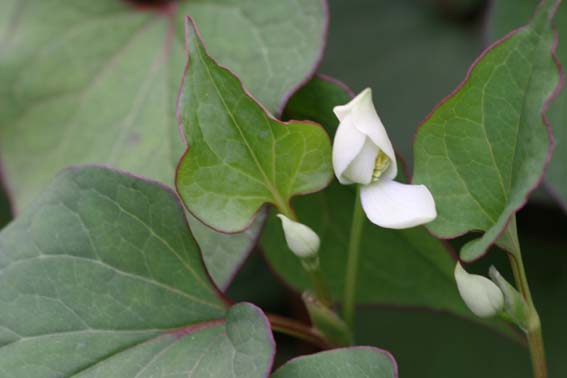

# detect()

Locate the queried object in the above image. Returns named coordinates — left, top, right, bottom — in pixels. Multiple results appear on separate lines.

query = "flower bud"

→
left=277, top=214, right=320, bottom=259
left=454, top=263, right=504, bottom=318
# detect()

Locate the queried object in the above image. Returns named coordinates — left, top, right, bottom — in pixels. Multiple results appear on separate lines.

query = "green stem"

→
left=342, top=187, right=365, bottom=329
left=267, top=313, right=330, bottom=350
left=505, top=221, right=547, bottom=378
left=306, top=266, right=333, bottom=307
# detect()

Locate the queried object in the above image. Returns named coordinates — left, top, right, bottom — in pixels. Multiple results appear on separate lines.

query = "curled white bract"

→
left=332, top=88, right=437, bottom=229
left=454, top=263, right=504, bottom=318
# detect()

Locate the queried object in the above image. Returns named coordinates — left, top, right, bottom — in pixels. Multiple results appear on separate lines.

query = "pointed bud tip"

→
left=277, top=214, right=320, bottom=259
left=454, top=263, right=504, bottom=318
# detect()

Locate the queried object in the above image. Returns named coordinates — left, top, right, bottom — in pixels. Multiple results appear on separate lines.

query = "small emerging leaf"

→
left=176, top=18, right=332, bottom=233
left=303, top=292, right=352, bottom=347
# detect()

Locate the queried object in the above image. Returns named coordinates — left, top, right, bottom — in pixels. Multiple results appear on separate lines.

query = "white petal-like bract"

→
left=359, top=180, right=437, bottom=229
left=332, top=114, right=372, bottom=184
left=333, top=88, right=397, bottom=181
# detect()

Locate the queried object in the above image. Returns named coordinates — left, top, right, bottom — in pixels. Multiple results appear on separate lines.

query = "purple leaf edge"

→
left=411, top=0, right=565, bottom=262
left=174, top=15, right=334, bottom=236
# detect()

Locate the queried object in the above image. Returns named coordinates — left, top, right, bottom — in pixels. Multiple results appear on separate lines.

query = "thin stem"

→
left=342, top=187, right=365, bottom=329
left=505, top=221, right=547, bottom=378
left=267, top=313, right=330, bottom=350
left=306, top=266, right=332, bottom=307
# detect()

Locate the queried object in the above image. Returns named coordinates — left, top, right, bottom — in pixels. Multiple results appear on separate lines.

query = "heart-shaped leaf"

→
left=413, top=0, right=562, bottom=261
left=263, top=76, right=510, bottom=331
left=271, top=347, right=398, bottom=378
left=0, top=0, right=327, bottom=210
left=489, top=0, right=567, bottom=212
left=0, top=0, right=327, bottom=288
left=176, top=19, right=332, bottom=233
left=0, top=166, right=275, bottom=377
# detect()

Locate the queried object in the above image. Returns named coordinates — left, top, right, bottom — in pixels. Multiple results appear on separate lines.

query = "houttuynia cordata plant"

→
left=0, top=0, right=565, bottom=377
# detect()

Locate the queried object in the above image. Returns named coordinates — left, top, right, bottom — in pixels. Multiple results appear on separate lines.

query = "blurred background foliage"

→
left=0, top=0, right=565, bottom=377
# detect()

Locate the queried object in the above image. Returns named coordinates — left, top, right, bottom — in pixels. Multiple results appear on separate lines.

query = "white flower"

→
left=277, top=214, right=320, bottom=258
left=332, top=88, right=436, bottom=229
left=454, top=263, right=504, bottom=318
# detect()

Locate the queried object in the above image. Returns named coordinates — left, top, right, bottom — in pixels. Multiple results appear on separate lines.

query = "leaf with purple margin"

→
left=488, top=0, right=567, bottom=212
left=176, top=18, right=333, bottom=233
left=413, top=0, right=562, bottom=261
left=263, top=76, right=514, bottom=334
left=271, top=347, right=398, bottom=378
left=0, top=0, right=327, bottom=289
left=0, top=166, right=275, bottom=377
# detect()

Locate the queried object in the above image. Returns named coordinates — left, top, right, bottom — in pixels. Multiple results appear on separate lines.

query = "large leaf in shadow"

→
left=0, top=166, right=275, bottom=377
left=263, top=76, right=509, bottom=332
left=488, top=0, right=567, bottom=212
left=176, top=19, right=332, bottom=233
left=413, top=0, right=562, bottom=261
left=0, top=0, right=327, bottom=288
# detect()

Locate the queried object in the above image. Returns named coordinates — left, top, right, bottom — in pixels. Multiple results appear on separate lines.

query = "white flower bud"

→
left=454, top=263, right=504, bottom=318
left=277, top=214, right=320, bottom=259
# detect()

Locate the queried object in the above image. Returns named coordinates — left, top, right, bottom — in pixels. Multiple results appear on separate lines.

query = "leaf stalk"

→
left=267, top=313, right=331, bottom=350
left=505, top=220, right=547, bottom=378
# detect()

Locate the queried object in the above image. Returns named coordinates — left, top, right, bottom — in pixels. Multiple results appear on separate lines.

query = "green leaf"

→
left=176, top=19, right=332, bottom=233
left=263, top=76, right=494, bottom=324
left=413, top=0, right=562, bottom=261
left=177, top=0, right=328, bottom=115
left=0, top=0, right=327, bottom=209
left=489, top=0, right=567, bottom=212
left=0, top=166, right=275, bottom=377
left=0, top=0, right=327, bottom=287
left=271, top=347, right=398, bottom=378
